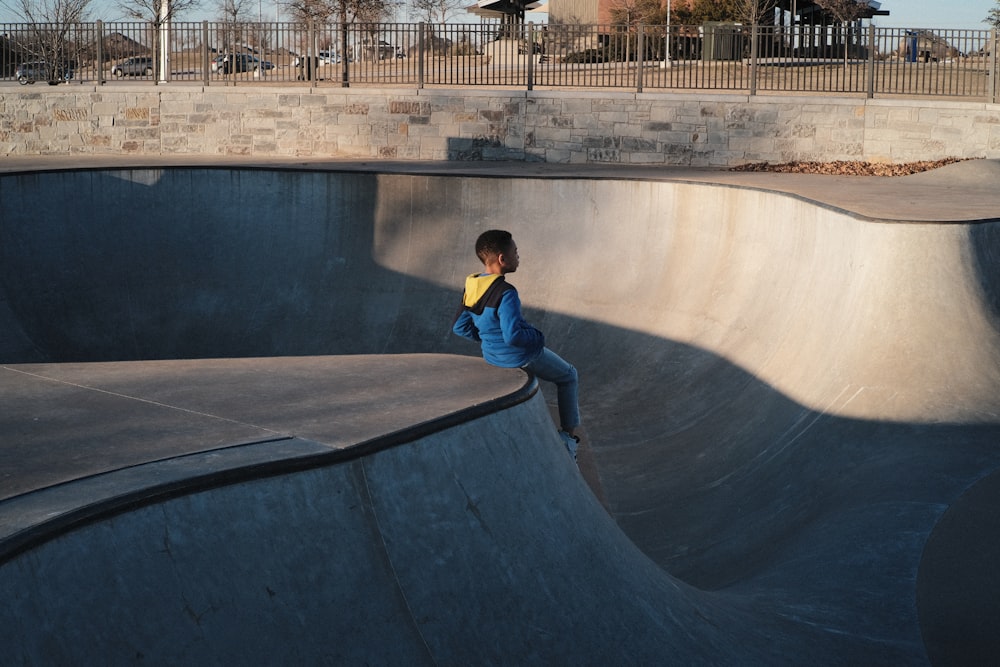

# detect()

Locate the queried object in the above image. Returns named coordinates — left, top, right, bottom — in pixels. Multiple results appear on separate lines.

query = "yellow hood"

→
left=463, top=273, right=503, bottom=307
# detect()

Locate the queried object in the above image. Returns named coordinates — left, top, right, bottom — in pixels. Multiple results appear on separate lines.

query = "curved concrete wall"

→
left=3, top=167, right=1000, bottom=663
left=0, top=394, right=875, bottom=664
left=3, top=168, right=998, bottom=421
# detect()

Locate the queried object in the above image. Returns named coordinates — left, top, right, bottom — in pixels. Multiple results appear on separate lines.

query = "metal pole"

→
left=660, top=0, right=671, bottom=68
left=992, top=29, right=999, bottom=104
left=159, top=0, right=170, bottom=83
left=527, top=22, right=534, bottom=91
left=310, top=20, right=317, bottom=87
left=418, top=22, right=425, bottom=89
left=866, top=23, right=875, bottom=98
left=636, top=23, right=644, bottom=92
left=202, top=21, right=210, bottom=86
left=667, top=0, right=671, bottom=64
left=792, top=0, right=797, bottom=53
left=96, top=20, right=104, bottom=85
left=340, top=13, right=350, bottom=87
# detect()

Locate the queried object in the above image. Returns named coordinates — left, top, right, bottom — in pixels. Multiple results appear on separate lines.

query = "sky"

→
left=1, top=0, right=997, bottom=29
left=873, top=0, right=996, bottom=29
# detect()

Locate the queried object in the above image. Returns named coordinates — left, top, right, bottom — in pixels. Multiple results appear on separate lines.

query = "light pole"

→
left=660, top=0, right=672, bottom=68
left=792, top=0, right=797, bottom=53
left=159, top=0, right=170, bottom=82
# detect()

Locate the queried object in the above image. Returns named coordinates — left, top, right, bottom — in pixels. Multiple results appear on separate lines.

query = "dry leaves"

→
left=730, top=157, right=975, bottom=176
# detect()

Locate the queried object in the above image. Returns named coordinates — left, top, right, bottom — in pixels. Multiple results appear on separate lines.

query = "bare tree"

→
left=282, top=0, right=387, bottom=84
left=731, top=0, right=777, bottom=26
left=217, top=0, right=255, bottom=22
left=729, top=0, right=779, bottom=60
left=352, top=0, right=387, bottom=22
left=212, top=0, right=254, bottom=68
left=408, top=0, right=465, bottom=23
left=813, top=0, right=870, bottom=64
left=8, top=0, right=90, bottom=82
left=812, top=0, right=871, bottom=25
left=282, top=0, right=331, bottom=21
left=608, top=0, right=664, bottom=28
left=8, top=0, right=89, bottom=22
left=283, top=0, right=387, bottom=23
left=115, top=0, right=201, bottom=80
left=118, top=0, right=201, bottom=23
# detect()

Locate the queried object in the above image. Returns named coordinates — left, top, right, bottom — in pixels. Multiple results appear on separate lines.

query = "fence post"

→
left=992, top=30, right=998, bottom=104
left=750, top=23, right=758, bottom=96
left=866, top=24, right=875, bottom=98
left=527, top=22, right=535, bottom=91
left=309, top=20, right=317, bottom=86
left=228, top=24, right=237, bottom=86
left=339, top=16, right=350, bottom=87
left=96, top=20, right=104, bottom=85
left=636, top=24, right=644, bottom=93
left=202, top=21, right=210, bottom=86
left=418, top=23, right=425, bottom=89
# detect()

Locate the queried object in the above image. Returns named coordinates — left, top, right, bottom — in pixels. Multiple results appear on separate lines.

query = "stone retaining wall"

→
left=2, top=84, right=998, bottom=165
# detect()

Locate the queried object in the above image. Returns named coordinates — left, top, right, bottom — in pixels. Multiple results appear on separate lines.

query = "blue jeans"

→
left=523, top=348, right=580, bottom=432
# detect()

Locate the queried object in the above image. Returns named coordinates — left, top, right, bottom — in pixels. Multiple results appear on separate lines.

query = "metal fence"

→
left=2, top=20, right=997, bottom=101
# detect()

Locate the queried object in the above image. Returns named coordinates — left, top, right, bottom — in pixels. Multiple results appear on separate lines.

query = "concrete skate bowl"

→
left=2, top=165, right=1000, bottom=665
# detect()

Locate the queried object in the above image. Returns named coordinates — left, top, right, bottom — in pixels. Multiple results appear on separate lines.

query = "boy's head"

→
left=475, top=229, right=519, bottom=274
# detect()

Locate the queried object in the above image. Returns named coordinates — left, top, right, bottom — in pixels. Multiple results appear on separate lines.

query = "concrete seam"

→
left=358, top=457, right=438, bottom=665
left=0, top=366, right=286, bottom=436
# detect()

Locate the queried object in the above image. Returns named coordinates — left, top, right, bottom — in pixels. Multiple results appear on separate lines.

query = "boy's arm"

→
left=498, top=289, right=545, bottom=349
left=452, top=302, right=481, bottom=342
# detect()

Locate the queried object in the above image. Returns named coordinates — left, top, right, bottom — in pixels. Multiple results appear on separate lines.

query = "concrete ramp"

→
left=0, top=391, right=813, bottom=665
left=2, top=163, right=1000, bottom=664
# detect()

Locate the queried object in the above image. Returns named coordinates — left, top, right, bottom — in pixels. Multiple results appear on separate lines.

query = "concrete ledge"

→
left=0, top=355, right=535, bottom=562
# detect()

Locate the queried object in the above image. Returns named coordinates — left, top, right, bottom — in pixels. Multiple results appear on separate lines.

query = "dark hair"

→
left=475, top=229, right=513, bottom=265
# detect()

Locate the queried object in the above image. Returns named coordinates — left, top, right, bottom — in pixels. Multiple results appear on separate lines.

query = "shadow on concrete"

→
left=2, top=166, right=1000, bottom=664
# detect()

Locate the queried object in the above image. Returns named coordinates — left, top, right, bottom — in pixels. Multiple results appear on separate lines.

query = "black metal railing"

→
left=2, top=21, right=997, bottom=101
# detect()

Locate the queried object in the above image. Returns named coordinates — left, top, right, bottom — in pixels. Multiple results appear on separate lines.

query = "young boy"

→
left=452, top=229, right=581, bottom=459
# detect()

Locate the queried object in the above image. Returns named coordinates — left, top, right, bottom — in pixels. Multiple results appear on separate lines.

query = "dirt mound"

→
left=730, top=158, right=976, bottom=176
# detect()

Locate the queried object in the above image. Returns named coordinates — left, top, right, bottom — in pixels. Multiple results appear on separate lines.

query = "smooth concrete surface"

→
left=4, top=155, right=1000, bottom=223
left=0, top=355, right=534, bottom=561
left=2, top=160, right=1000, bottom=664
left=0, top=355, right=527, bottom=502
left=0, top=396, right=814, bottom=665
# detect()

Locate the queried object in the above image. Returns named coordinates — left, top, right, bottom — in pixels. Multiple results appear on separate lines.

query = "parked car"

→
left=15, top=61, right=73, bottom=85
left=252, top=55, right=275, bottom=70
left=111, top=56, right=154, bottom=77
left=214, top=53, right=274, bottom=74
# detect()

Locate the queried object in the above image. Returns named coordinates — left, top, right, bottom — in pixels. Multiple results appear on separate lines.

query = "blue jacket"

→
left=452, top=273, right=545, bottom=368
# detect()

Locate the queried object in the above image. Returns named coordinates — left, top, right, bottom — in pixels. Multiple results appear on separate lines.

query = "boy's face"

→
left=499, top=241, right=520, bottom=274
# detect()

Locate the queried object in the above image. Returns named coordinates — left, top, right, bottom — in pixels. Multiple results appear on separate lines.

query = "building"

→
left=546, top=0, right=887, bottom=28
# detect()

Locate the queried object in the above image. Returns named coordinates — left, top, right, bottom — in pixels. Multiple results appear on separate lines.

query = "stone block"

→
left=627, top=151, right=665, bottom=164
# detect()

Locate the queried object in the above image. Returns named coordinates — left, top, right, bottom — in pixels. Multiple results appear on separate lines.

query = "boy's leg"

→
left=523, top=348, right=580, bottom=433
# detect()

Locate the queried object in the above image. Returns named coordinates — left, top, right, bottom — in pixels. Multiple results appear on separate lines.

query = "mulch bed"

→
left=729, top=157, right=976, bottom=176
